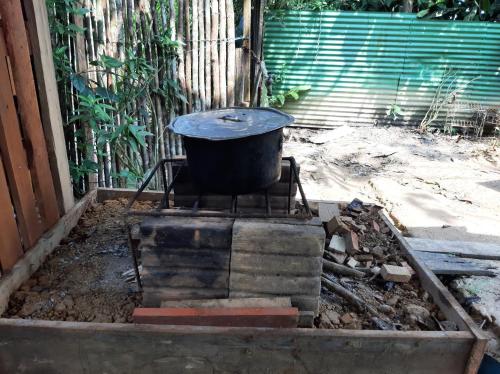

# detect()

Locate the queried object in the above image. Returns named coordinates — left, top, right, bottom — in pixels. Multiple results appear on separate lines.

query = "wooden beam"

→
left=0, top=319, right=474, bottom=373
left=0, top=29, right=43, bottom=248
left=250, top=0, right=265, bottom=106
left=406, top=237, right=500, bottom=261
left=22, top=0, right=75, bottom=214
left=0, top=190, right=95, bottom=315
left=409, top=250, right=496, bottom=277
left=378, top=210, right=488, bottom=374
left=0, top=154, right=23, bottom=271
left=242, top=0, right=251, bottom=105
left=0, top=0, right=60, bottom=228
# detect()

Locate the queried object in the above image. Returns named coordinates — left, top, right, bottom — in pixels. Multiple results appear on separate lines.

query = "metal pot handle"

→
left=219, top=115, right=246, bottom=122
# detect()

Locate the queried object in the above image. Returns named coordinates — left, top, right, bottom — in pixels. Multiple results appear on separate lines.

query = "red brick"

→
left=133, top=307, right=299, bottom=328
left=344, top=231, right=359, bottom=255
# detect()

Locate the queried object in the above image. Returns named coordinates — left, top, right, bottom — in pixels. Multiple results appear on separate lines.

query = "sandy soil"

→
left=284, top=126, right=500, bottom=243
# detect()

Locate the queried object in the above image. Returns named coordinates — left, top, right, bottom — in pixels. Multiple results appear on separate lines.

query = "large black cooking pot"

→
left=169, top=108, right=294, bottom=195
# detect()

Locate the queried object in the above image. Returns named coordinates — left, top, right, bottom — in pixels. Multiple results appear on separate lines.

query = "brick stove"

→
left=128, top=158, right=325, bottom=327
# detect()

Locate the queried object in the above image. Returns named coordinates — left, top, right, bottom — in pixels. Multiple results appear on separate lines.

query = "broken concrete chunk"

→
left=328, top=235, right=346, bottom=253
left=371, top=246, right=386, bottom=259
left=324, top=309, right=340, bottom=325
left=326, top=216, right=349, bottom=236
left=380, top=264, right=412, bottom=283
left=346, top=257, right=359, bottom=268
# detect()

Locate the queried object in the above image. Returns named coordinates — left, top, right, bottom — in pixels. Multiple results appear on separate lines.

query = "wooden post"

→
left=211, top=0, right=220, bottom=108
left=204, top=0, right=211, bottom=109
left=219, top=0, right=227, bottom=107
left=184, top=0, right=192, bottom=112
left=226, top=0, right=236, bottom=107
left=250, top=0, right=265, bottom=106
left=198, top=0, right=206, bottom=110
left=191, top=0, right=200, bottom=111
left=177, top=0, right=187, bottom=114
left=242, top=0, right=251, bottom=105
left=22, top=0, right=75, bottom=214
left=0, top=0, right=60, bottom=228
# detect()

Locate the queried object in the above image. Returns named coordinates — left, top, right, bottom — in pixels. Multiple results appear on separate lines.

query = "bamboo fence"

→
left=49, top=0, right=251, bottom=194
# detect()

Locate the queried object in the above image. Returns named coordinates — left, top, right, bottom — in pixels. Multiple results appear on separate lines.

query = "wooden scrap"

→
left=322, top=258, right=364, bottom=279
left=406, top=237, right=500, bottom=261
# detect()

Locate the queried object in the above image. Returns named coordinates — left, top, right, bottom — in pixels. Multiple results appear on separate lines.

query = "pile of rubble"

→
left=316, top=199, right=453, bottom=331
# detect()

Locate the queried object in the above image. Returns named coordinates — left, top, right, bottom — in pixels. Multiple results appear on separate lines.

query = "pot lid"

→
left=168, top=107, right=294, bottom=141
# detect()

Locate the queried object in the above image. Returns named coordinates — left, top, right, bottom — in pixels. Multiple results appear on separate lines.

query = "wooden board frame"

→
left=0, top=189, right=486, bottom=374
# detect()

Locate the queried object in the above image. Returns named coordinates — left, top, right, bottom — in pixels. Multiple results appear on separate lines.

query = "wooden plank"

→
left=133, top=307, right=299, bottom=327
left=0, top=154, right=23, bottom=271
left=232, top=220, right=324, bottom=256
left=230, top=292, right=319, bottom=313
left=173, top=181, right=298, bottom=196
left=141, top=247, right=230, bottom=269
left=174, top=194, right=294, bottom=210
left=378, top=210, right=488, bottom=374
left=141, top=268, right=229, bottom=289
left=406, top=237, right=500, bottom=261
left=142, top=287, right=228, bottom=306
left=0, top=190, right=95, bottom=314
left=22, top=0, right=75, bottom=214
left=231, top=252, right=322, bottom=276
left=140, top=216, right=234, bottom=249
left=97, top=187, right=164, bottom=202
left=0, top=0, right=60, bottom=228
left=0, top=30, right=43, bottom=248
left=0, top=319, right=474, bottom=373
left=409, top=250, right=496, bottom=276
left=160, top=297, right=292, bottom=308
left=229, top=272, right=321, bottom=295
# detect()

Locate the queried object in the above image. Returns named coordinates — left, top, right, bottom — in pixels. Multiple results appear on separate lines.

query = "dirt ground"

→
left=3, top=199, right=151, bottom=323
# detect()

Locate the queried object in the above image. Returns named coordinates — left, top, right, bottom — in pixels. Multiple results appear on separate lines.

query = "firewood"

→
left=322, top=258, right=365, bottom=279
left=321, top=276, right=380, bottom=318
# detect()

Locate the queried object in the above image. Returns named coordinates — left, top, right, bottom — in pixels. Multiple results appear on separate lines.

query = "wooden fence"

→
left=51, top=0, right=264, bottom=193
left=0, top=1, right=74, bottom=275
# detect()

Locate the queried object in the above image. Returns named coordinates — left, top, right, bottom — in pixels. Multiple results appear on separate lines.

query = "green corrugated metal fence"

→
left=264, top=11, right=500, bottom=127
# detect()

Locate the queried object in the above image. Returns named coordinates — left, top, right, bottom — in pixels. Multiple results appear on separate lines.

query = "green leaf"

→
left=70, top=74, right=94, bottom=96
left=288, top=91, right=299, bottom=100
left=417, top=8, right=430, bottom=17
left=100, top=55, right=123, bottom=69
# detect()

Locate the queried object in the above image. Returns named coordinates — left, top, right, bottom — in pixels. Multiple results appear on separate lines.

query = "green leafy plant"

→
left=386, top=103, right=405, bottom=121
left=268, top=85, right=312, bottom=107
